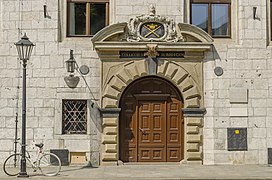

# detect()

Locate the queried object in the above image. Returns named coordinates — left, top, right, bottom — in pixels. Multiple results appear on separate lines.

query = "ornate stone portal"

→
left=92, top=6, right=213, bottom=166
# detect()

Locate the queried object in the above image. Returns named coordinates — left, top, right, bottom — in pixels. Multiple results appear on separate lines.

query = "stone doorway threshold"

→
left=120, top=162, right=181, bottom=166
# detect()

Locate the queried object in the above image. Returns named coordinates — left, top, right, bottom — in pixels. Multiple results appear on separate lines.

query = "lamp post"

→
left=15, top=33, right=35, bottom=177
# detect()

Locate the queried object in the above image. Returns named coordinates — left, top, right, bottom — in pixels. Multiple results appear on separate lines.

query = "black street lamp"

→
left=15, top=33, right=35, bottom=178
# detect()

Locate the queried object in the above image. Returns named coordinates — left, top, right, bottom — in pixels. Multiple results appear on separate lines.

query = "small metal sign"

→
left=120, top=51, right=184, bottom=58
left=227, top=128, right=247, bottom=151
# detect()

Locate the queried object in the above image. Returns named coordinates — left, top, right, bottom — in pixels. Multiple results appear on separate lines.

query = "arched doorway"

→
left=119, top=76, right=184, bottom=162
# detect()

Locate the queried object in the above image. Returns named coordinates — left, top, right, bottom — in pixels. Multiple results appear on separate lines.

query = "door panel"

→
left=167, top=98, right=184, bottom=161
left=119, top=77, right=184, bottom=163
left=120, top=98, right=137, bottom=162
left=138, top=101, right=166, bottom=162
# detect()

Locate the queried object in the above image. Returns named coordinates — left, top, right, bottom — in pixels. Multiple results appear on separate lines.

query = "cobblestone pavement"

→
left=1, top=164, right=272, bottom=180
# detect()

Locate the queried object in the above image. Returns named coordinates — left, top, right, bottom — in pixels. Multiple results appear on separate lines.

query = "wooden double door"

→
left=119, top=77, right=184, bottom=162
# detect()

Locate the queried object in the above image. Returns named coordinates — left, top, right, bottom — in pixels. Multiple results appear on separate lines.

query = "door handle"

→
left=139, top=128, right=147, bottom=135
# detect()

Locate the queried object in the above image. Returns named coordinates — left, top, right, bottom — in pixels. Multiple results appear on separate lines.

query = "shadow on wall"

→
left=88, top=100, right=102, bottom=134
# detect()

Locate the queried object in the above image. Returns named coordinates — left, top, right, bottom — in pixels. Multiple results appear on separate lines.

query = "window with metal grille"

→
left=62, top=100, right=87, bottom=134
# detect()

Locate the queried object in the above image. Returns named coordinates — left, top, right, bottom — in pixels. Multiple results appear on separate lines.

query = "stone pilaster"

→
left=100, top=108, right=121, bottom=166
left=183, top=108, right=205, bottom=165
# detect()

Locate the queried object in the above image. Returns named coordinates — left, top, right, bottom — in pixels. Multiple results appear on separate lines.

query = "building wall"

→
left=0, top=0, right=271, bottom=165
left=0, top=0, right=101, bottom=166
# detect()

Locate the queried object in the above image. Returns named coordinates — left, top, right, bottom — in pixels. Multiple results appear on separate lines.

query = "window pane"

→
left=90, top=3, right=106, bottom=35
left=69, top=3, right=86, bottom=35
left=212, top=4, right=229, bottom=36
left=191, top=4, right=208, bottom=32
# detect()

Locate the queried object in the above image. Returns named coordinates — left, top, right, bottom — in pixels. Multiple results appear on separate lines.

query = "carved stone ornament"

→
left=144, top=44, right=159, bottom=58
left=127, top=4, right=184, bottom=42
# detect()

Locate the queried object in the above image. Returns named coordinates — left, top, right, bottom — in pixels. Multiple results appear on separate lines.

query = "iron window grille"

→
left=62, top=100, right=87, bottom=134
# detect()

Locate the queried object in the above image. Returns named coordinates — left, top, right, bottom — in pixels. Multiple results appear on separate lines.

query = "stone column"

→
left=100, top=108, right=121, bottom=166
left=183, top=108, right=205, bottom=165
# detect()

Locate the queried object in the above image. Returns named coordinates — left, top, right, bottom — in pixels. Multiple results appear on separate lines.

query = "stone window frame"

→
left=190, top=0, right=231, bottom=38
left=54, top=95, right=92, bottom=138
left=66, top=0, right=109, bottom=37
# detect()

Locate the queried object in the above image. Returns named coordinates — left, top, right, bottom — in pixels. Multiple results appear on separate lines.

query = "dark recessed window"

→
left=191, top=0, right=231, bottom=38
left=271, top=0, right=272, bottom=41
left=62, top=100, right=87, bottom=134
left=67, top=0, right=109, bottom=36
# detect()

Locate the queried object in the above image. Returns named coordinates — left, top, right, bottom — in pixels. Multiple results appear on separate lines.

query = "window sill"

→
left=54, top=134, right=91, bottom=140
left=213, top=38, right=235, bottom=45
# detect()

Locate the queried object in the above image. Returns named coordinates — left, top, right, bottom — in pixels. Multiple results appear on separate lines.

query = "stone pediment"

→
left=92, top=5, right=213, bottom=45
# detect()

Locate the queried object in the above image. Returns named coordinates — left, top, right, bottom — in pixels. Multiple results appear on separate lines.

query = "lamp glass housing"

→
left=66, top=58, right=76, bottom=73
left=15, top=33, right=35, bottom=61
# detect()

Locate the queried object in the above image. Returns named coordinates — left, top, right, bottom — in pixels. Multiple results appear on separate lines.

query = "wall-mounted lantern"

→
left=64, top=50, right=89, bottom=88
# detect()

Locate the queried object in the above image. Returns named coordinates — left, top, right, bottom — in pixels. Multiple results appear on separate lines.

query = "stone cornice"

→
left=99, top=108, right=121, bottom=117
left=94, top=42, right=212, bottom=52
left=182, top=108, right=206, bottom=117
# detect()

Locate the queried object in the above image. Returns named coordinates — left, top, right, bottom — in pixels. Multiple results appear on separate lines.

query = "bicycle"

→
left=3, top=143, right=61, bottom=176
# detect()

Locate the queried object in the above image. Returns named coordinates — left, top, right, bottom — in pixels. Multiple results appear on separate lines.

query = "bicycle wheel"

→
left=38, top=153, right=61, bottom=176
left=3, top=154, right=20, bottom=176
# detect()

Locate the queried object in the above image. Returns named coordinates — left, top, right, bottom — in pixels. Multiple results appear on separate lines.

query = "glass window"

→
left=212, top=4, right=229, bottom=36
left=90, top=3, right=106, bottom=35
left=62, top=100, right=87, bottom=134
left=69, top=3, right=86, bottom=35
left=67, top=0, right=109, bottom=36
left=191, top=4, right=208, bottom=33
left=191, top=0, right=231, bottom=38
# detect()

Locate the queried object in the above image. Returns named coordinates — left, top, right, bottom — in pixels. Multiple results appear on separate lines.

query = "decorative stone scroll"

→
left=127, top=4, right=184, bottom=42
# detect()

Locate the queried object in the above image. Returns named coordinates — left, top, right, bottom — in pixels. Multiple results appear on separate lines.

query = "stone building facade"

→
left=0, top=0, right=272, bottom=166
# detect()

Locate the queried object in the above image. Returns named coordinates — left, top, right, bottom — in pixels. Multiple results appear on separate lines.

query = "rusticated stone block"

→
left=187, top=134, right=202, bottom=143
left=103, top=97, right=118, bottom=108
left=104, top=127, right=117, bottom=135
left=187, top=118, right=202, bottom=126
left=187, top=152, right=202, bottom=160
left=185, top=97, right=200, bottom=108
left=187, top=126, right=199, bottom=134
left=102, top=118, right=118, bottom=126
left=109, top=76, right=127, bottom=92
left=105, top=144, right=117, bottom=153
left=102, top=153, right=117, bottom=161
left=102, top=135, right=117, bottom=144
left=187, top=143, right=200, bottom=152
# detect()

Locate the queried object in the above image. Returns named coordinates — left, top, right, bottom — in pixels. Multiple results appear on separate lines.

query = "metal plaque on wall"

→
left=227, top=128, right=247, bottom=151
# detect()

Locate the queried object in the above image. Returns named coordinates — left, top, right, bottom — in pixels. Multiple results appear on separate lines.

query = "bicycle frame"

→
left=13, top=143, right=45, bottom=171
left=25, top=145, right=46, bottom=171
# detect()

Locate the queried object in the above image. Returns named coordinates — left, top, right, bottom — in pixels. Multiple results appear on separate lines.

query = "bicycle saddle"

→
left=35, top=143, right=44, bottom=148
